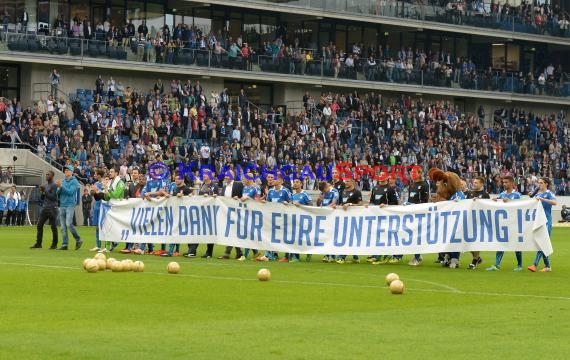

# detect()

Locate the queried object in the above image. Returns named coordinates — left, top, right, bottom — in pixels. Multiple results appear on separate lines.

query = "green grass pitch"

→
left=1, top=226, right=569, bottom=359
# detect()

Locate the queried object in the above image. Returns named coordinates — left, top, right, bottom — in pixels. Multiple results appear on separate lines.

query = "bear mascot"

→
left=428, top=167, right=466, bottom=268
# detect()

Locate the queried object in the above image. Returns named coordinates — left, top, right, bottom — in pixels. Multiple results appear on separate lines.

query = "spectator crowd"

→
left=0, top=72, right=569, bottom=200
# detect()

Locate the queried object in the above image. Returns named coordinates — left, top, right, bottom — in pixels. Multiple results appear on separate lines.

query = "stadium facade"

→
left=0, top=0, right=569, bottom=117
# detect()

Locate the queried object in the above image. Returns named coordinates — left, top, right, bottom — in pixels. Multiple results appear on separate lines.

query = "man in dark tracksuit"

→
left=30, top=171, right=59, bottom=249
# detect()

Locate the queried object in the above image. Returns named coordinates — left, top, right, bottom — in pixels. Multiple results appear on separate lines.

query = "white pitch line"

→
left=0, top=262, right=78, bottom=270
left=2, top=261, right=570, bottom=301
left=183, top=260, right=464, bottom=293
left=405, top=278, right=462, bottom=293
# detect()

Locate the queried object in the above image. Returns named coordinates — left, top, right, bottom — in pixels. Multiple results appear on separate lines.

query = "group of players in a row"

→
left=85, top=165, right=555, bottom=272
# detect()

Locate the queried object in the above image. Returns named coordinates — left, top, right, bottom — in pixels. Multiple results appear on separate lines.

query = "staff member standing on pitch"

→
left=30, top=170, right=59, bottom=249
left=56, top=165, right=82, bottom=250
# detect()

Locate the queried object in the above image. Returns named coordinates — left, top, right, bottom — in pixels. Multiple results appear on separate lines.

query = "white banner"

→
left=99, top=197, right=553, bottom=256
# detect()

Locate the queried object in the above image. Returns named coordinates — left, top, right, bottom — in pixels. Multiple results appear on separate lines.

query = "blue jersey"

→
left=292, top=190, right=312, bottom=205
left=267, top=186, right=292, bottom=203
left=17, top=200, right=27, bottom=211
left=321, top=188, right=339, bottom=207
left=0, top=195, right=5, bottom=211
left=167, top=181, right=177, bottom=195
left=143, top=178, right=168, bottom=197
left=450, top=191, right=466, bottom=201
left=242, top=185, right=260, bottom=199
left=6, top=197, right=16, bottom=211
left=498, top=190, right=521, bottom=200
left=536, top=190, right=556, bottom=223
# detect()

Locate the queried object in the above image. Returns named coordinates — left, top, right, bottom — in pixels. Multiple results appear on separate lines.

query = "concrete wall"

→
left=0, top=148, right=87, bottom=224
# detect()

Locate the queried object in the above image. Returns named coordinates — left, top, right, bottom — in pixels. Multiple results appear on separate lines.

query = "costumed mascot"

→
left=428, top=167, right=466, bottom=268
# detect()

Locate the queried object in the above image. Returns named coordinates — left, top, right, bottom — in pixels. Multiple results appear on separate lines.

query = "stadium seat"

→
left=108, top=46, right=117, bottom=59
left=70, top=44, right=81, bottom=56
left=116, top=48, right=127, bottom=60
left=7, top=37, right=19, bottom=51
left=88, top=43, right=99, bottom=57
left=56, top=40, right=68, bottom=55
left=27, top=38, right=39, bottom=52
left=17, top=38, right=27, bottom=51
left=98, top=43, right=107, bottom=56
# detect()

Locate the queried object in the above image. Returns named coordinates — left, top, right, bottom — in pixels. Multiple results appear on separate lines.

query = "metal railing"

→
left=2, top=33, right=569, bottom=100
left=32, top=82, right=70, bottom=102
left=0, top=141, right=68, bottom=177
left=222, top=0, right=570, bottom=39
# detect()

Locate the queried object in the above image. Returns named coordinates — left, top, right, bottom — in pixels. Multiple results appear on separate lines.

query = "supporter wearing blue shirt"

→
left=318, top=180, right=339, bottom=263
left=57, top=166, right=82, bottom=250
left=529, top=177, right=556, bottom=272
left=487, top=175, right=523, bottom=271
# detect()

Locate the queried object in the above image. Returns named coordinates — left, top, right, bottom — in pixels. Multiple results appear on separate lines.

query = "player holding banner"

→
left=486, top=175, right=522, bottom=271
left=317, top=179, right=339, bottom=263
left=236, top=172, right=261, bottom=261
left=258, top=173, right=291, bottom=262
left=528, top=177, right=556, bottom=272
left=466, top=176, right=490, bottom=270
left=92, top=166, right=124, bottom=252
left=406, top=167, right=430, bottom=266
left=336, top=177, right=364, bottom=264
left=291, top=177, right=313, bottom=262
left=367, top=170, right=399, bottom=265
left=162, top=169, right=193, bottom=257
left=89, top=169, right=105, bottom=252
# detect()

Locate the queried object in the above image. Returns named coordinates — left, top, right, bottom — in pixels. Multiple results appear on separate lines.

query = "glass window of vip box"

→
left=146, top=2, right=164, bottom=36
left=2, top=0, right=25, bottom=32
left=70, top=0, right=89, bottom=28
left=127, top=0, right=145, bottom=30
left=0, top=64, right=20, bottom=100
